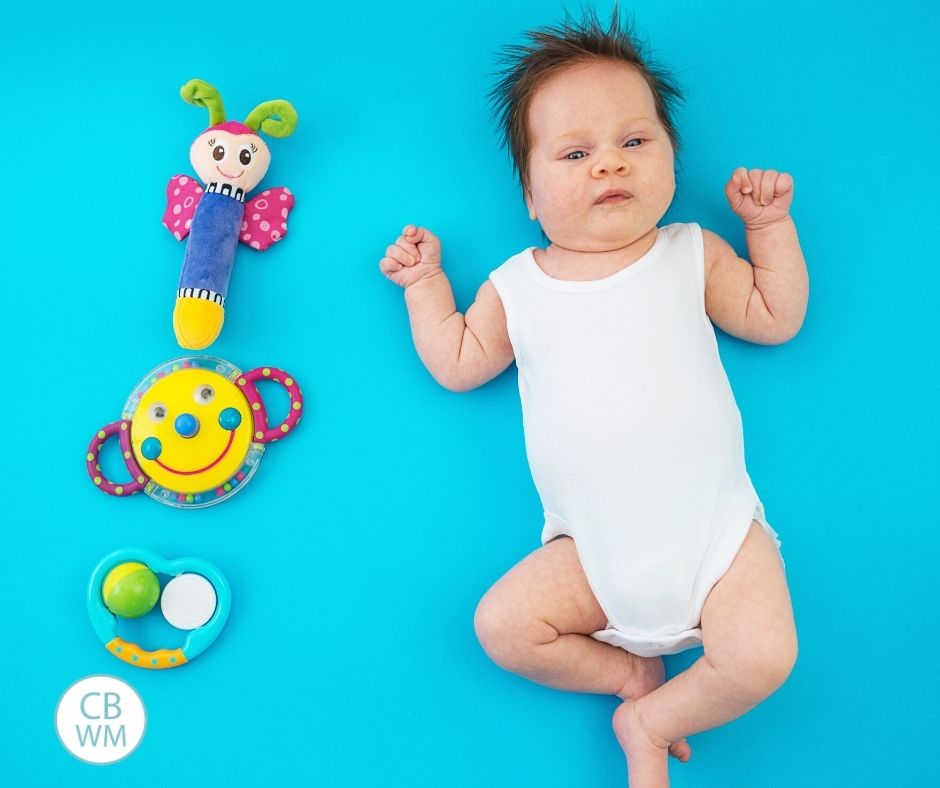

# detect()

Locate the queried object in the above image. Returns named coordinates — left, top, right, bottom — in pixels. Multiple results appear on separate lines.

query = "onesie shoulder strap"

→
left=658, top=222, right=705, bottom=293
left=488, top=247, right=535, bottom=316
left=488, top=247, right=536, bottom=370
left=684, top=222, right=706, bottom=294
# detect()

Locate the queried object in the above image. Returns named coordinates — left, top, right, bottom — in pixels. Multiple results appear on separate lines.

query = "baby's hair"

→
left=489, top=6, right=683, bottom=188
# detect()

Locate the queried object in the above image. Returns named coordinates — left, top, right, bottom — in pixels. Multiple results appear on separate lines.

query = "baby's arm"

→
left=703, top=168, right=809, bottom=345
left=379, top=225, right=514, bottom=392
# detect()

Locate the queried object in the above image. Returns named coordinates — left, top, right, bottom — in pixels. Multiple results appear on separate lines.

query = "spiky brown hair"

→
left=489, top=7, right=683, bottom=188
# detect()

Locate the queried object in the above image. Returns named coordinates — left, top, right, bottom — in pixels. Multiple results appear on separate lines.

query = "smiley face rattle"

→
left=89, top=548, right=231, bottom=669
left=86, top=356, right=303, bottom=508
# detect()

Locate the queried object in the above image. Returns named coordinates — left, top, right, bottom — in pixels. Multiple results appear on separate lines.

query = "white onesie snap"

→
left=489, top=222, right=779, bottom=657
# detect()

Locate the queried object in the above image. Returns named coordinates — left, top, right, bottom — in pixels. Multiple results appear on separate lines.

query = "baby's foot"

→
left=612, top=699, right=671, bottom=788
left=618, top=654, right=691, bottom=763
left=617, top=652, right=665, bottom=700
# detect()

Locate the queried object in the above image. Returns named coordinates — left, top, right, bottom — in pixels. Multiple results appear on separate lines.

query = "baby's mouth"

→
left=595, top=190, right=633, bottom=205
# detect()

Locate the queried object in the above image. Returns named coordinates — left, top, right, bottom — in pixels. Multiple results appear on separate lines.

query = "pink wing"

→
left=240, top=187, right=295, bottom=251
left=162, top=175, right=205, bottom=241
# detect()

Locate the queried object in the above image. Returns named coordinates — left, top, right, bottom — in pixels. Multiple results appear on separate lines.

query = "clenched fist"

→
left=379, top=225, right=443, bottom=288
left=725, top=168, right=794, bottom=230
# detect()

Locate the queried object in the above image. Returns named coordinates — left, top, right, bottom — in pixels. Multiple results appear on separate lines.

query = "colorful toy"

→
left=89, top=548, right=231, bottom=670
left=103, top=562, right=160, bottom=618
left=86, top=356, right=303, bottom=508
left=164, top=79, right=298, bottom=349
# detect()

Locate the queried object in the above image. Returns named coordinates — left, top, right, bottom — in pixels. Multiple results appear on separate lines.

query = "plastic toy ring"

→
left=85, top=356, right=304, bottom=508
left=88, top=548, right=231, bottom=670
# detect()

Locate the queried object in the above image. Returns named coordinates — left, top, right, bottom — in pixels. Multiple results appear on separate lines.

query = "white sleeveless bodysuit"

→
left=489, top=222, right=780, bottom=657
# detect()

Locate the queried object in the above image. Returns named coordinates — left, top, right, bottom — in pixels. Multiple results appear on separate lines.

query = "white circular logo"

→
left=55, top=675, right=146, bottom=764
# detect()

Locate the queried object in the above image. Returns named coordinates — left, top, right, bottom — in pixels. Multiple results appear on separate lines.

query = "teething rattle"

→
left=164, top=79, right=298, bottom=349
left=86, top=356, right=303, bottom=508
left=89, top=548, right=230, bottom=669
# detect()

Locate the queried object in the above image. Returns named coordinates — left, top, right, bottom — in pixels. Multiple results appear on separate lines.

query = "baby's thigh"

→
left=475, top=537, right=608, bottom=638
left=700, top=521, right=797, bottom=678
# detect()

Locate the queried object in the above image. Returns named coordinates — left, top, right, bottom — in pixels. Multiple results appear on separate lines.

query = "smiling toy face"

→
left=190, top=129, right=272, bottom=193
left=130, top=368, right=253, bottom=494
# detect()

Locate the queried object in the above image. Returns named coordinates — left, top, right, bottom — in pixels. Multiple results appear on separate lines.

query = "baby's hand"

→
left=725, top=168, right=794, bottom=230
left=379, top=225, right=443, bottom=288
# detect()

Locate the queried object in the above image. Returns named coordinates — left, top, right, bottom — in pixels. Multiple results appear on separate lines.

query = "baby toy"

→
left=86, top=356, right=303, bottom=508
left=89, top=548, right=231, bottom=669
left=102, top=562, right=160, bottom=618
left=164, top=79, right=298, bottom=349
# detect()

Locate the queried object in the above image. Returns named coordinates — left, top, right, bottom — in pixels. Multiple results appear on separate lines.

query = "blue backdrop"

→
left=1, top=0, right=937, bottom=785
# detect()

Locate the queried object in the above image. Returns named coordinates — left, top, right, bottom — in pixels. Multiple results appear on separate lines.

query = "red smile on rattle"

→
left=155, top=429, right=236, bottom=476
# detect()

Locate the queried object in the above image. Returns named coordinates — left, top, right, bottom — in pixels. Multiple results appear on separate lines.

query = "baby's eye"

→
left=565, top=151, right=587, bottom=160
left=623, top=138, right=643, bottom=148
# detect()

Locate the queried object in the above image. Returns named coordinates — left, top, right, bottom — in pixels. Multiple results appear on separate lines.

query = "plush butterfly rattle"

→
left=164, top=79, right=298, bottom=349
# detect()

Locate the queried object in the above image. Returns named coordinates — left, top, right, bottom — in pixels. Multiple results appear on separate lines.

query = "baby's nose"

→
left=174, top=413, right=200, bottom=438
left=592, top=148, right=630, bottom=177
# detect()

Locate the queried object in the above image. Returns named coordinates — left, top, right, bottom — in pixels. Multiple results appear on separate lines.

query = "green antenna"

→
left=244, top=100, right=298, bottom=138
left=180, top=79, right=226, bottom=127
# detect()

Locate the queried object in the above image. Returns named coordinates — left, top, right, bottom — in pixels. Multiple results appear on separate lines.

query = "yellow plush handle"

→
left=106, top=637, right=188, bottom=670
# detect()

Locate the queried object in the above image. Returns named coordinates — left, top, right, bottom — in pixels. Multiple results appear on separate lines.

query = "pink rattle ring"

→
left=236, top=365, right=303, bottom=443
left=85, top=356, right=304, bottom=508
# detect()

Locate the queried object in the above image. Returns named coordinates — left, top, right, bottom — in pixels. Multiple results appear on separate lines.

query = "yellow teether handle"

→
left=106, top=637, right=188, bottom=670
left=173, top=297, right=225, bottom=350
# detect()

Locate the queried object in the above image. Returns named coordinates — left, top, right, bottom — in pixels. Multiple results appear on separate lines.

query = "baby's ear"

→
left=525, top=189, right=537, bottom=221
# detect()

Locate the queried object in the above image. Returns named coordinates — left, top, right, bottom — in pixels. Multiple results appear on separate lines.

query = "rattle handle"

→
left=86, top=420, right=148, bottom=496
left=106, top=637, right=188, bottom=670
left=179, top=193, right=244, bottom=297
left=238, top=367, right=304, bottom=443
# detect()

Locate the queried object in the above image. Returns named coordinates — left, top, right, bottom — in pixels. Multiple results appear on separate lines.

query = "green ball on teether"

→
left=103, top=562, right=160, bottom=618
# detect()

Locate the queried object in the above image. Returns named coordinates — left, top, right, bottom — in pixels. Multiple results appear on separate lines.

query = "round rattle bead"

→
left=103, top=562, right=160, bottom=618
left=160, top=573, right=217, bottom=630
left=141, top=437, right=162, bottom=460
left=218, top=407, right=242, bottom=431
left=174, top=413, right=200, bottom=438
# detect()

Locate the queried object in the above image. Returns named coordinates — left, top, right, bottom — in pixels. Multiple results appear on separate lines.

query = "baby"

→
left=379, top=11, right=807, bottom=787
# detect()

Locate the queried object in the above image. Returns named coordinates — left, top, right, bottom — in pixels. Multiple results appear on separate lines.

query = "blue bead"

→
left=218, top=407, right=242, bottom=431
left=141, top=437, right=162, bottom=460
left=175, top=413, right=200, bottom=437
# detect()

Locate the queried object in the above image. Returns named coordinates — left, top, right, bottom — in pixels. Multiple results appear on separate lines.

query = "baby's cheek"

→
left=550, top=194, right=583, bottom=227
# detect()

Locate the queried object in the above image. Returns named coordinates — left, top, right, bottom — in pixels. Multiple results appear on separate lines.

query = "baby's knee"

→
left=473, top=589, right=553, bottom=672
left=713, top=630, right=798, bottom=702
left=473, top=592, right=519, bottom=668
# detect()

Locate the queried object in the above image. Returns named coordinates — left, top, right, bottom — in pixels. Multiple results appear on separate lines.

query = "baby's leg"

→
left=612, top=522, right=797, bottom=787
left=474, top=536, right=690, bottom=761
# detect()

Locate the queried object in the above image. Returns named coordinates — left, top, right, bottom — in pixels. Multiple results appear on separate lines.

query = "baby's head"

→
left=491, top=9, right=683, bottom=252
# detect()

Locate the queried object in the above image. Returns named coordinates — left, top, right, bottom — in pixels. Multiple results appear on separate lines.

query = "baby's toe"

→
left=669, top=737, right=692, bottom=762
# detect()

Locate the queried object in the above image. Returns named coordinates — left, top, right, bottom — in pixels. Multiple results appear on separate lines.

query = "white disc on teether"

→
left=161, top=573, right=217, bottom=630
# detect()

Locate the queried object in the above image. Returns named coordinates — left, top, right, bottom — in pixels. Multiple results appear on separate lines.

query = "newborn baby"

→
left=380, top=11, right=807, bottom=787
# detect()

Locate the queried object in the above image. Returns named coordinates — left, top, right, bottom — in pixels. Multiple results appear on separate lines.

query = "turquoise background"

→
left=1, top=0, right=937, bottom=785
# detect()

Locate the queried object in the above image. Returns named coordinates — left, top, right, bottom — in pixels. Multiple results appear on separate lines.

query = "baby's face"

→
left=525, top=60, right=676, bottom=252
